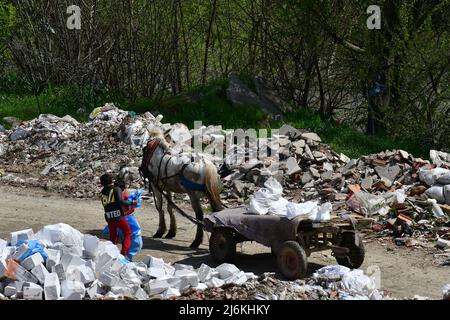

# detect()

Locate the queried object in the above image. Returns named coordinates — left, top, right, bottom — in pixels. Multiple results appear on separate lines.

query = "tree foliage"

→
left=1, top=0, right=449, bottom=149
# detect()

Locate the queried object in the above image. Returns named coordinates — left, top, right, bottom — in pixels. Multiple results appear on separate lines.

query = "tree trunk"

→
left=201, top=0, right=218, bottom=86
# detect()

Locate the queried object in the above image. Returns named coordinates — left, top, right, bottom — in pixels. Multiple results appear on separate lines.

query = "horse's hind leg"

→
left=165, top=191, right=177, bottom=239
left=151, top=184, right=167, bottom=238
left=188, top=192, right=203, bottom=249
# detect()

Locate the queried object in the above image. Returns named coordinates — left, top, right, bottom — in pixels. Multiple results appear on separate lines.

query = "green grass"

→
left=284, top=108, right=428, bottom=159
left=0, top=75, right=429, bottom=159
left=128, top=79, right=269, bottom=129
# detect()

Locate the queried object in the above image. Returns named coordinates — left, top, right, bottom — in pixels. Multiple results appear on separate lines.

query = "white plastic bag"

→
left=247, top=177, right=283, bottom=215
left=427, top=199, right=446, bottom=218
left=444, top=185, right=450, bottom=205
left=268, top=197, right=289, bottom=216
left=35, top=224, right=84, bottom=248
left=341, top=269, right=376, bottom=295
left=313, top=265, right=350, bottom=280
left=286, top=201, right=332, bottom=222
left=419, top=168, right=450, bottom=186
left=316, top=202, right=332, bottom=221
left=287, top=201, right=318, bottom=220
left=247, top=190, right=271, bottom=215
left=264, top=177, right=283, bottom=198
left=437, top=171, right=450, bottom=184
left=425, top=185, right=445, bottom=204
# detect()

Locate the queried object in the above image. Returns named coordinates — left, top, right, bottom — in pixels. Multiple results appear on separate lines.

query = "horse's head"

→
left=146, top=126, right=170, bottom=149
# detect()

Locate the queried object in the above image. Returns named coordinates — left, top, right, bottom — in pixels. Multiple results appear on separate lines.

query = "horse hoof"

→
left=165, top=231, right=176, bottom=239
left=153, top=231, right=164, bottom=239
left=190, top=240, right=201, bottom=249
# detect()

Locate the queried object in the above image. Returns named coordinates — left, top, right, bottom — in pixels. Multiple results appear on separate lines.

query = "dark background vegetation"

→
left=0, top=0, right=449, bottom=158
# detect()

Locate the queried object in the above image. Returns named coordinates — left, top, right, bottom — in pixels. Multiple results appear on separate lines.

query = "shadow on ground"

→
left=175, top=252, right=326, bottom=279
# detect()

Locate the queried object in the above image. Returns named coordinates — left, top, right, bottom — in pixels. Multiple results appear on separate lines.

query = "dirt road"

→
left=0, top=185, right=448, bottom=299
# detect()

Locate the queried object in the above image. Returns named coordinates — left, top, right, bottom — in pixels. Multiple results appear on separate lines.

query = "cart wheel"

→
left=336, top=233, right=365, bottom=269
left=209, top=228, right=236, bottom=263
left=277, top=241, right=308, bottom=280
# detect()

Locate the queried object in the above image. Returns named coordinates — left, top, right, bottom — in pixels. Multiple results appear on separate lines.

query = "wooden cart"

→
left=204, top=207, right=365, bottom=280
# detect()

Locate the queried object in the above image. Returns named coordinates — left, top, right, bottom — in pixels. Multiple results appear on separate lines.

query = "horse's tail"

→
left=204, top=159, right=224, bottom=212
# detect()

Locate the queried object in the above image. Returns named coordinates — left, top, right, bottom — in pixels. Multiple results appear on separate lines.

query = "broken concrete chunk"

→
left=111, top=286, right=133, bottom=298
left=375, top=165, right=401, bottom=185
left=146, top=278, right=171, bottom=296
left=163, top=287, right=181, bottom=299
left=301, top=172, right=313, bottom=184
left=197, top=264, right=214, bottom=282
left=225, top=271, right=248, bottom=285
left=31, top=263, right=50, bottom=284
left=339, top=153, right=350, bottom=163
left=279, top=124, right=302, bottom=140
left=67, top=265, right=96, bottom=285
left=4, top=283, right=17, bottom=297
left=45, top=249, right=61, bottom=270
left=147, top=267, right=166, bottom=279
left=342, top=160, right=356, bottom=175
left=196, top=283, right=208, bottom=291
left=173, top=263, right=194, bottom=271
left=99, top=271, right=119, bottom=287
left=60, top=280, right=86, bottom=300
left=304, top=144, right=314, bottom=160
left=216, top=263, right=240, bottom=280
left=21, top=253, right=44, bottom=271
left=86, top=281, right=104, bottom=300
left=9, top=128, right=31, bottom=141
left=7, top=260, right=39, bottom=283
left=0, top=239, right=7, bottom=252
left=206, top=277, right=225, bottom=288
left=361, top=177, right=374, bottom=190
left=167, top=276, right=189, bottom=292
left=430, top=150, right=450, bottom=167
left=11, top=243, right=30, bottom=261
left=323, top=162, right=333, bottom=172
left=52, top=264, right=67, bottom=282
left=143, top=256, right=165, bottom=269
left=174, top=269, right=199, bottom=287
left=44, top=273, right=61, bottom=300
left=10, top=229, right=34, bottom=246
left=321, top=171, right=333, bottom=182
left=61, top=253, right=86, bottom=272
left=301, top=132, right=321, bottom=142
left=132, top=287, right=148, bottom=300
left=399, top=150, right=409, bottom=160
left=23, top=282, right=43, bottom=300
left=309, top=167, right=320, bottom=178
left=285, top=157, right=301, bottom=175
left=83, top=235, right=99, bottom=258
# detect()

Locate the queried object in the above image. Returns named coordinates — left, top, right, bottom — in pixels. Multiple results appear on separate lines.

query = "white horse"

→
left=140, top=127, right=224, bottom=248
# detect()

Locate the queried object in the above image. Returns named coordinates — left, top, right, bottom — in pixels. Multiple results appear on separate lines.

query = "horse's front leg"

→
left=165, top=191, right=177, bottom=239
left=188, top=192, right=203, bottom=249
left=151, top=183, right=167, bottom=238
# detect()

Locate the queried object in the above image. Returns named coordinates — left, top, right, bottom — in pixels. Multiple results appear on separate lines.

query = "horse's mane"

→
left=147, top=126, right=170, bottom=149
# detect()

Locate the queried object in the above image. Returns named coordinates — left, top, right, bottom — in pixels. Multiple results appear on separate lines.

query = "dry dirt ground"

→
left=0, top=185, right=448, bottom=299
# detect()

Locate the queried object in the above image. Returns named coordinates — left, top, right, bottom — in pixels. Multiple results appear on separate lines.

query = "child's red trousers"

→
left=107, top=217, right=132, bottom=256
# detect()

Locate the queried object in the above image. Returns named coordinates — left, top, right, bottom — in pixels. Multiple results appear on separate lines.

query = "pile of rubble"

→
left=1, top=104, right=449, bottom=243
left=0, top=223, right=261, bottom=300
left=0, top=224, right=405, bottom=301
left=179, top=266, right=389, bottom=300
left=0, top=104, right=146, bottom=198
